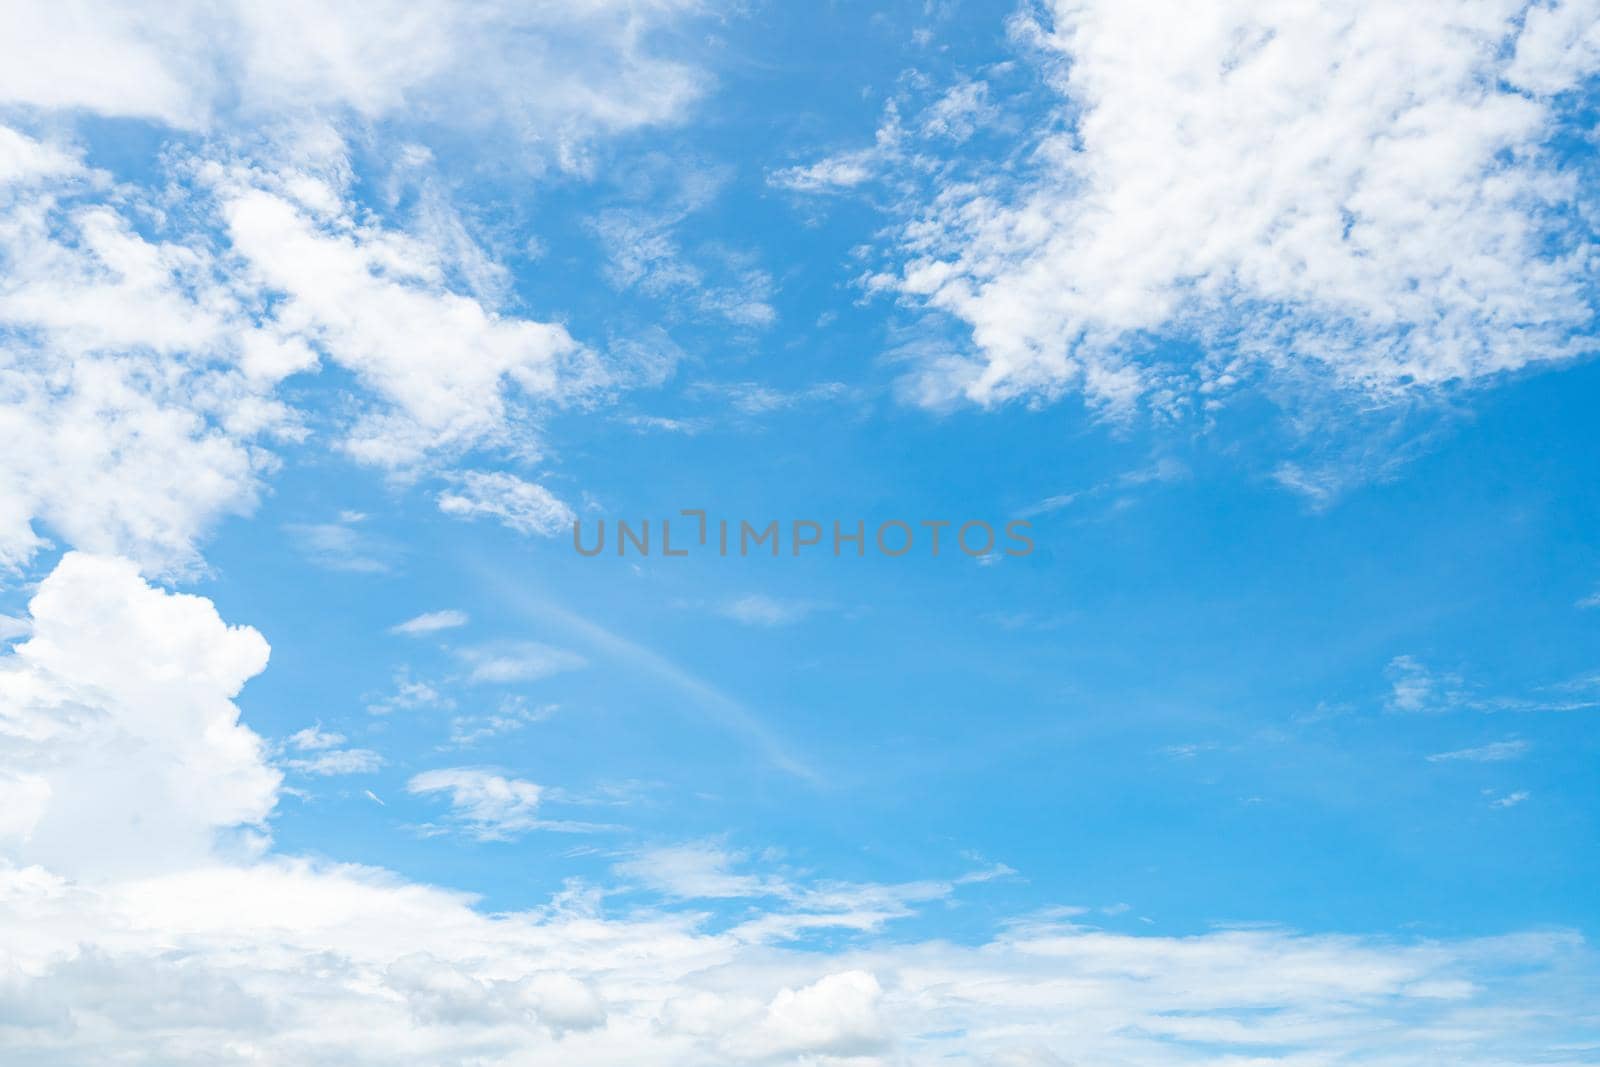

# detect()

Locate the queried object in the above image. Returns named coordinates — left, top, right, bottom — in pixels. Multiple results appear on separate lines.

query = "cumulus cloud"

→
left=866, top=0, right=1600, bottom=411
left=0, top=553, right=277, bottom=876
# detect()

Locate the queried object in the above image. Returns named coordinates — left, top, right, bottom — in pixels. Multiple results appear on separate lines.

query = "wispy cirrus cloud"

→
left=407, top=767, right=545, bottom=840
left=457, top=641, right=587, bottom=685
left=392, top=609, right=469, bottom=636
left=1427, top=740, right=1530, bottom=763
left=437, top=472, right=575, bottom=538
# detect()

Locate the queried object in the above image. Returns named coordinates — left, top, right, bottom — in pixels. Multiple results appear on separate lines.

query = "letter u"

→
left=574, top=520, right=605, bottom=557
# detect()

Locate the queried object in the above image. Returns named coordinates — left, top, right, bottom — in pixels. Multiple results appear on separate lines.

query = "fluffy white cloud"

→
left=0, top=132, right=297, bottom=574
left=212, top=168, right=604, bottom=468
left=0, top=1, right=707, bottom=155
left=0, top=0, right=713, bottom=576
left=0, top=124, right=612, bottom=573
left=0, top=553, right=277, bottom=877
left=872, top=0, right=1600, bottom=410
left=0, top=553, right=1592, bottom=1063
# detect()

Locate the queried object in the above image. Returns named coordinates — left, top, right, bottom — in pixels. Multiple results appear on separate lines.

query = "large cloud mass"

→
left=879, top=0, right=1600, bottom=410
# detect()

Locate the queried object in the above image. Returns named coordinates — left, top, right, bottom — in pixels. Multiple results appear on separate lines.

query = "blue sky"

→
left=1, top=2, right=1599, bottom=1063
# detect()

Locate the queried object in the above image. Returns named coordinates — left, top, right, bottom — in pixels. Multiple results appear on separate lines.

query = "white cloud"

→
left=0, top=554, right=1593, bottom=1063
left=392, top=609, right=470, bottom=636
left=686, top=379, right=853, bottom=416
left=286, top=726, right=346, bottom=751
left=1385, top=655, right=1466, bottom=714
left=0, top=0, right=713, bottom=575
left=447, top=696, right=557, bottom=748
left=718, top=594, right=813, bottom=627
left=0, top=136, right=294, bottom=574
left=1491, top=790, right=1531, bottom=808
left=459, top=641, right=587, bottom=685
left=0, top=124, right=607, bottom=574
left=407, top=767, right=544, bottom=840
left=284, top=516, right=393, bottom=574
left=0, top=2, right=707, bottom=154
left=214, top=172, right=605, bottom=469
left=0, top=553, right=277, bottom=876
left=739, top=970, right=887, bottom=1060
left=869, top=0, right=1600, bottom=411
left=770, top=101, right=904, bottom=193
left=0, top=126, right=83, bottom=186
left=593, top=159, right=776, bottom=328
left=437, top=471, right=576, bottom=537
left=285, top=748, right=385, bottom=777
left=1427, top=739, right=1530, bottom=763
left=366, top=670, right=454, bottom=716
left=615, top=841, right=788, bottom=900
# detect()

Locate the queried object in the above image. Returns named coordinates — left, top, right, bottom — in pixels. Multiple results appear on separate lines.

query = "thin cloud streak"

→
left=472, top=564, right=821, bottom=784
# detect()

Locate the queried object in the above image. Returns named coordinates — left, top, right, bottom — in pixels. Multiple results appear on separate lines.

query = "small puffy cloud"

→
left=458, top=642, right=586, bottom=685
left=407, top=767, right=543, bottom=840
left=438, top=472, right=575, bottom=537
left=286, top=726, right=345, bottom=751
left=392, top=610, right=469, bottom=636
